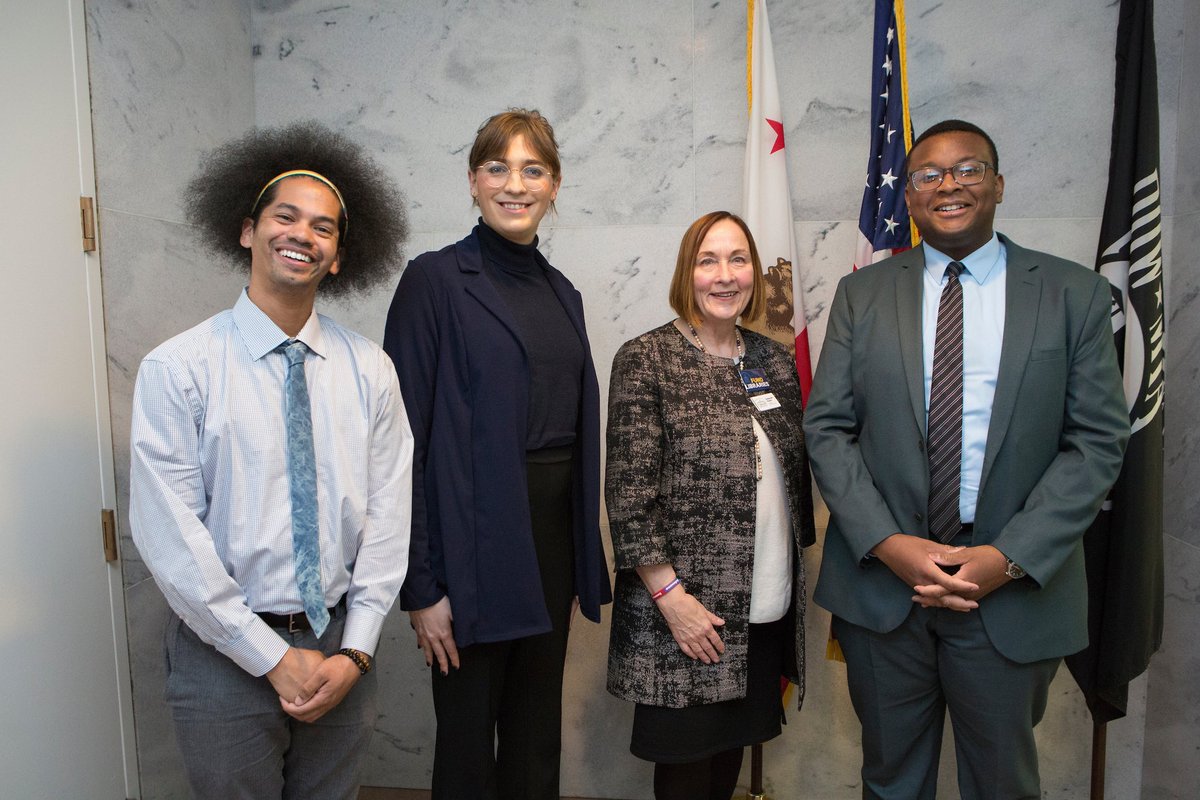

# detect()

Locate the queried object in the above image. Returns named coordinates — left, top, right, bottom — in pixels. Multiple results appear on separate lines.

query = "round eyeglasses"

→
left=475, top=161, right=554, bottom=190
left=908, top=160, right=995, bottom=192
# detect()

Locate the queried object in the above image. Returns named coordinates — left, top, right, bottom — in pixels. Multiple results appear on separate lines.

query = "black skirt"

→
left=629, top=613, right=789, bottom=763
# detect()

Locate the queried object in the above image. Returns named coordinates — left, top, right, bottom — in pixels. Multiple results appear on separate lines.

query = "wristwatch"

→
left=338, top=648, right=374, bottom=675
left=1004, top=558, right=1027, bottom=580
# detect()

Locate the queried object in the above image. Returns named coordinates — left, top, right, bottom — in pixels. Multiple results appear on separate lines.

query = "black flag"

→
left=1064, top=0, right=1165, bottom=724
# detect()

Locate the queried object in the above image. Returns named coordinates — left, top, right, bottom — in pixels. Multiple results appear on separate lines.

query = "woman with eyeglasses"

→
left=605, top=212, right=814, bottom=800
left=383, top=108, right=611, bottom=800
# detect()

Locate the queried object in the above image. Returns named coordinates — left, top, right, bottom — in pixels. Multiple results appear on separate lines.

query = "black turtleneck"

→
left=476, top=220, right=583, bottom=450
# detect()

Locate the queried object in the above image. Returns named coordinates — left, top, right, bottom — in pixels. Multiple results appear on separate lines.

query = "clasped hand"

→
left=872, top=534, right=1010, bottom=612
left=266, top=646, right=361, bottom=723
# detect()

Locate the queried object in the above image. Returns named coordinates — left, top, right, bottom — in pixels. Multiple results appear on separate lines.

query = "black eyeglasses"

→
left=908, top=160, right=995, bottom=192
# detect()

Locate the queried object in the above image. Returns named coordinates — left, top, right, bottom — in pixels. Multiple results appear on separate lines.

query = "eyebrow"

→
left=911, top=156, right=986, bottom=169
left=696, top=248, right=750, bottom=257
left=486, top=158, right=549, bottom=168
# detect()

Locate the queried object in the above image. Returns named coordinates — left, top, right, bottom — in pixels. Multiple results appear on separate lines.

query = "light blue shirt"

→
left=130, top=290, right=413, bottom=676
left=921, top=235, right=1006, bottom=524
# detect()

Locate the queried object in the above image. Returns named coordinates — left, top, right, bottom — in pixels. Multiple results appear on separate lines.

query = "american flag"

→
left=854, top=0, right=916, bottom=270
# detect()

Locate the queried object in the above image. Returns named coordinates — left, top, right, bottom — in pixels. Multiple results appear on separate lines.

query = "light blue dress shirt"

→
left=130, top=290, right=413, bottom=676
left=921, top=235, right=1006, bottom=525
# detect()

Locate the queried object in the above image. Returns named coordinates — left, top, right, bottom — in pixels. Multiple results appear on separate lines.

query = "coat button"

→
left=914, top=512, right=924, bottom=522
left=917, top=439, right=925, bottom=452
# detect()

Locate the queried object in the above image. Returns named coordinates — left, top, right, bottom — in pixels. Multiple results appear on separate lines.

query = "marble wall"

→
left=84, top=0, right=1196, bottom=797
left=1143, top=0, right=1200, bottom=797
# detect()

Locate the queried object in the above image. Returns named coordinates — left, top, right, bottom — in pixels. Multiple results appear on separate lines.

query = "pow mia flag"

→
left=1064, top=0, right=1165, bottom=724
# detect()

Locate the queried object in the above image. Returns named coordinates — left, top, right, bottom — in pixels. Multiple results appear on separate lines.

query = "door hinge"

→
left=80, top=195, right=96, bottom=252
left=101, top=508, right=118, bottom=562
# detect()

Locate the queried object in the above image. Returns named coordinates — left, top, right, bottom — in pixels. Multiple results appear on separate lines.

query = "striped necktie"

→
left=927, top=261, right=965, bottom=543
left=281, top=340, right=329, bottom=636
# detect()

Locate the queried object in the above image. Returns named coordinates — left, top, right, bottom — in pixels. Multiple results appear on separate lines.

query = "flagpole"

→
left=748, top=742, right=766, bottom=799
left=1090, top=721, right=1107, bottom=800
left=744, top=1, right=769, bottom=794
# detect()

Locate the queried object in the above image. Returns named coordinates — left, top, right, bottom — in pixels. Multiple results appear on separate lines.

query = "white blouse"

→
left=749, top=416, right=794, bottom=623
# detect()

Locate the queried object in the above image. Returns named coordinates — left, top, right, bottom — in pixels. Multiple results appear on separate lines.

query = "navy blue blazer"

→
left=383, top=227, right=611, bottom=647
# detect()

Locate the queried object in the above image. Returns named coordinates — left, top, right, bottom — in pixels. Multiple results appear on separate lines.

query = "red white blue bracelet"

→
left=651, top=577, right=681, bottom=601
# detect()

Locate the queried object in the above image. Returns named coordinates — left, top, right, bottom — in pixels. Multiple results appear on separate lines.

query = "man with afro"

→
left=129, top=121, right=413, bottom=798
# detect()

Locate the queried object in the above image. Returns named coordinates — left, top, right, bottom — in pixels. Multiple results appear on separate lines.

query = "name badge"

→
left=751, top=393, right=781, bottom=411
left=740, top=368, right=771, bottom=394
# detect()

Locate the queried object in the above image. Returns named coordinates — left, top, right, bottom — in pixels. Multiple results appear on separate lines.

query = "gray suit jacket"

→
left=805, top=235, right=1129, bottom=664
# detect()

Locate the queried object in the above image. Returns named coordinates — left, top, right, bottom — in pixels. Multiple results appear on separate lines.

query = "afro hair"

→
left=185, top=120, right=409, bottom=297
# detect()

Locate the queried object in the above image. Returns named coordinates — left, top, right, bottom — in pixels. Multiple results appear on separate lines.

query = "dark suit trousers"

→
left=430, top=450, right=576, bottom=800
left=833, top=605, right=1059, bottom=800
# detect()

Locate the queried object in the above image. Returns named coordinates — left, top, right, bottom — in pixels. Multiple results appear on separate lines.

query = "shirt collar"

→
left=232, top=289, right=325, bottom=361
left=922, top=233, right=1003, bottom=285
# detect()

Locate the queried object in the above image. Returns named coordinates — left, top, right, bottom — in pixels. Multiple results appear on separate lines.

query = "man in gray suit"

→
left=804, top=120, right=1129, bottom=799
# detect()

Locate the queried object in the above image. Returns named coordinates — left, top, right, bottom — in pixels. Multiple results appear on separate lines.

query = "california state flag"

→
left=742, top=0, right=811, bottom=404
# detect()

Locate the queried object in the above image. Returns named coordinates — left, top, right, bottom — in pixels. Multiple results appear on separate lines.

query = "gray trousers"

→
left=833, top=606, right=1059, bottom=800
left=164, top=609, right=377, bottom=800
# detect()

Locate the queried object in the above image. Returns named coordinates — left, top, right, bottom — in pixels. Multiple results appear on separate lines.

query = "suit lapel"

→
left=457, top=230, right=530, bottom=363
left=980, top=236, right=1041, bottom=490
left=895, top=247, right=928, bottom=438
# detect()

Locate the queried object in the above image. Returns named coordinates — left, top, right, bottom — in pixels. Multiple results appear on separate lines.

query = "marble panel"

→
left=774, top=0, right=876, bottom=224
left=85, top=0, right=254, bottom=222
left=1141, top=535, right=1200, bottom=800
left=1173, top=0, right=1200, bottom=215
left=903, top=0, right=1118, bottom=222
left=1105, top=672, right=1150, bottom=800
left=360, top=600, right=433, bottom=787
left=540, top=224, right=685, bottom=400
left=691, top=0, right=751, bottom=219
left=98, top=210, right=247, bottom=584
left=794, top=218, right=862, bottom=367
left=124, top=577, right=189, bottom=800
left=318, top=227, right=463, bottom=346
left=1155, top=0, right=1185, bottom=219
left=986, top=215, right=1104, bottom=268
left=250, top=0, right=698, bottom=232
left=1164, top=211, right=1200, bottom=550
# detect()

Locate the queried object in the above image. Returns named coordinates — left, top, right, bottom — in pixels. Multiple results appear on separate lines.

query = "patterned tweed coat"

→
left=605, top=323, right=815, bottom=709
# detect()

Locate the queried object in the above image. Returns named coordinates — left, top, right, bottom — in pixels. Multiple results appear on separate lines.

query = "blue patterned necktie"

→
left=281, top=340, right=329, bottom=636
left=927, top=261, right=966, bottom=543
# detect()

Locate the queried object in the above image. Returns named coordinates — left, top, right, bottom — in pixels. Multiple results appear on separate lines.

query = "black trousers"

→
left=430, top=447, right=576, bottom=800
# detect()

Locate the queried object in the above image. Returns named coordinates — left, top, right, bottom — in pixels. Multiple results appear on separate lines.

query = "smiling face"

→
left=240, top=176, right=342, bottom=303
left=692, top=218, right=755, bottom=327
left=468, top=134, right=559, bottom=245
left=904, top=130, right=1004, bottom=261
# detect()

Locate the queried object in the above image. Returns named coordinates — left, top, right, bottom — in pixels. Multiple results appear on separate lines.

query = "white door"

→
left=0, top=1, right=138, bottom=797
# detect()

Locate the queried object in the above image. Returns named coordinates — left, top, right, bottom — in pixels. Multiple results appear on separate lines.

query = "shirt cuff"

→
left=216, top=616, right=290, bottom=677
left=340, top=606, right=387, bottom=657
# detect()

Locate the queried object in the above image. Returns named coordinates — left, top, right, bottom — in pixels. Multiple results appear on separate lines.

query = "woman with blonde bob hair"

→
left=383, top=109, right=610, bottom=800
left=606, top=211, right=815, bottom=799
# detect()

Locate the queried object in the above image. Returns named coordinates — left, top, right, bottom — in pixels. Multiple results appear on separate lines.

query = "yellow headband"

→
left=251, top=169, right=349, bottom=237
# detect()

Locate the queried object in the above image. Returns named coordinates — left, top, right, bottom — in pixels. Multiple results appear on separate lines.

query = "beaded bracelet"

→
left=650, top=577, right=681, bottom=602
left=337, top=647, right=373, bottom=675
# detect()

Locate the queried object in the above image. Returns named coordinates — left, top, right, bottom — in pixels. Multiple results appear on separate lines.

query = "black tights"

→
left=653, top=747, right=745, bottom=800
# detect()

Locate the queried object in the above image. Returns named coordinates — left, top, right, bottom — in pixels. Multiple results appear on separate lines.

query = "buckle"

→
left=287, top=614, right=303, bottom=634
